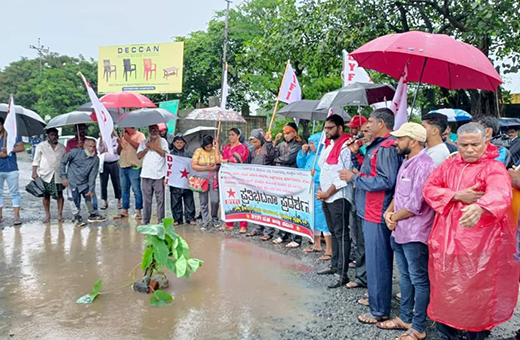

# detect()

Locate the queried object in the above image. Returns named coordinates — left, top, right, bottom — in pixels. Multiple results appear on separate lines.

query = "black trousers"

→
left=323, top=198, right=351, bottom=279
left=100, top=161, right=121, bottom=200
left=436, top=322, right=487, bottom=340
left=170, top=187, right=196, bottom=224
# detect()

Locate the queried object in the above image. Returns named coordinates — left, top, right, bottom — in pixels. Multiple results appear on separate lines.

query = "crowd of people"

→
left=2, top=107, right=520, bottom=339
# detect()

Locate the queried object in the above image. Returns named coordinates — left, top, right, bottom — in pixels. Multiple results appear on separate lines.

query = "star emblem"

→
left=180, top=169, right=189, bottom=178
left=227, top=189, right=236, bottom=198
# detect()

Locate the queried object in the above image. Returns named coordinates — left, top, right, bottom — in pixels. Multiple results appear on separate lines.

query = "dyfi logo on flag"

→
left=221, top=63, right=229, bottom=110
left=391, top=64, right=409, bottom=130
left=165, top=154, right=193, bottom=189
left=78, top=72, right=115, bottom=154
left=342, top=50, right=372, bottom=87
left=279, top=61, right=302, bottom=104
left=4, top=95, right=17, bottom=155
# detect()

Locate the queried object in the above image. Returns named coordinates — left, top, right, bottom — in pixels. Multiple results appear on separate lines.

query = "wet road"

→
left=1, top=154, right=520, bottom=339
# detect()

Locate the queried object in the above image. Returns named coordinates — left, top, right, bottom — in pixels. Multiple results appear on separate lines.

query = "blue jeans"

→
left=391, top=237, right=430, bottom=333
left=363, top=219, right=393, bottom=316
left=0, top=171, right=20, bottom=207
left=121, top=167, right=142, bottom=210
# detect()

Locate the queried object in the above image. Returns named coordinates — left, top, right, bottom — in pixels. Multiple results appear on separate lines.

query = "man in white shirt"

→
left=32, top=128, right=66, bottom=223
left=98, top=133, right=122, bottom=210
left=137, top=124, right=168, bottom=225
left=421, top=113, right=450, bottom=167
left=316, top=114, right=354, bottom=289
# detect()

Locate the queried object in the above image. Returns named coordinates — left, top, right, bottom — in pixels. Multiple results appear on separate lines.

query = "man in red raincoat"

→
left=423, top=123, right=519, bottom=340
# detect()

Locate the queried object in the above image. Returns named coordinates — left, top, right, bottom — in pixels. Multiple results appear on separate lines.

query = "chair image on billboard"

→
left=103, top=60, right=117, bottom=81
left=123, top=59, right=137, bottom=81
left=163, top=66, right=178, bottom=80
left=143, top=59, right=157, bottom=81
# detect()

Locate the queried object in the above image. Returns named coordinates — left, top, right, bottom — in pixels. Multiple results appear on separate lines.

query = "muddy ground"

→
left=0, top=153, right=519, bottom=340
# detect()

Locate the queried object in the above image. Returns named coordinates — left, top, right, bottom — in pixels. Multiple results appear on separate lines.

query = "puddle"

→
left=0, top=221, right=319, bottom=339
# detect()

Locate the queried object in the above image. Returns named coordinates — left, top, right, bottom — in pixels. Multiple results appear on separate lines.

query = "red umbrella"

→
left=99, top=92, right=157, bottom=109
left=350, top=31, right=502, bottom=92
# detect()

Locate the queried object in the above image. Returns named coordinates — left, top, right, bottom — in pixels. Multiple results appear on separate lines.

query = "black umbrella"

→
left=0, top=103, right=46, bottom=136
left=315, top=82, right=395, bottom=113
left=499, top=118, right=520, bottom=131
left=277, top=100, right=351, bottom=122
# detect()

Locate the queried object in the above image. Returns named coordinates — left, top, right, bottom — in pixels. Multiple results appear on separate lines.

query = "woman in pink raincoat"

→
left=423, top=123, right=519, bottom=340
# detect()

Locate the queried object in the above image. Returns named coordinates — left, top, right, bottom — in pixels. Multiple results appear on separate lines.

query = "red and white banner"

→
left=391, top=65, right=409, bottom=130
left=5, top=96, right=17, bottom=154
left=78, top=72, right=115, bottom=154
left=342, top=50, right=372, bottom=87
left=279, top=62, right=302, bottom=104
left=221, top=63, right=229, bottom=110
left=166, top=154, right=193, bottom=189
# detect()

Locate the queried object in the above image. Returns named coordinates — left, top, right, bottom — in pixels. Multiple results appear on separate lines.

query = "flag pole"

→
left=268, top=60, right=290, bottom=133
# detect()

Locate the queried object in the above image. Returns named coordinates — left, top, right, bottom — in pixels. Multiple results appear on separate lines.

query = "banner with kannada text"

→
left=219, top=164, right=314, bottom=241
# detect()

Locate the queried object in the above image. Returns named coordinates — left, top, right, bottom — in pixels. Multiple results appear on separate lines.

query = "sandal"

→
left=357, top=298, right=369, bottom=306
left=246, top=231, right=262, bottom=237
left=239, top=227, right=247, bottom=234
left=58, top=217, right=65, bottom=223
left=346, top=281, right=364, bottom=289
left=358, top=313, right=389, bottom=324
left=114, top=214, right=128, bottom=219
left=218, top=226, right=234, bottom=232
left=189, top=221, right=197, bottom=225
left=303, top=248, right=323, bottom=253
left=395, top=329, right=426, bottom=340
left=272, top=237, right=284, bottom=244
left=376, top=317, right=411, bottom=331
left=261, top=235, right=272, bottom=241
left=42, top=217, right=51, bottom=223
left=285, top=241, right=300, bottom=248
left=319, top=254, right=332, bottom=261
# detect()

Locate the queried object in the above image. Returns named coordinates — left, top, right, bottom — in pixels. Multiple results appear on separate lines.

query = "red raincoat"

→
left=423, top=144, right=519, bottom=331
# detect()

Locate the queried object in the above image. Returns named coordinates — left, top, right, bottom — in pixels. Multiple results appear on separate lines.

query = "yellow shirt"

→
left=192, top=147, right=216, bottom=166
left=120, top=131, right=145, bottom=168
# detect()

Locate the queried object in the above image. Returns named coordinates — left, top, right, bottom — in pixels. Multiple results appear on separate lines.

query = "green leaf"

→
left=187, top=258, right=203, bottom=272
left=137, top=224, right=166, bottom=240
left=76, top=279, right=103, bottom=304
left=166, top=258, right=176, bottom=274
left=149, top=289, right=173, bottom=306
left=175, top=255, right=188, bottom=278
left=178, top=237, right=191, bottom=259
left=151, top=237, right=169, bottom=267
left=164, top=224, right=177, bottom=241
left=162, top=217, right=174, bottom=227
left=141, top=247, right=154, bottom=270
left=143, top=235, right=155, bottom=247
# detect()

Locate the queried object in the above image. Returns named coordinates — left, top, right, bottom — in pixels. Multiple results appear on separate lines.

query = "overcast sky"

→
left=1, top=0, right=518, bottom=93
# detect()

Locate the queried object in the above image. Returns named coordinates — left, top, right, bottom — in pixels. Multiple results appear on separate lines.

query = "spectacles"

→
left=324, top=125, right=336, bottom=130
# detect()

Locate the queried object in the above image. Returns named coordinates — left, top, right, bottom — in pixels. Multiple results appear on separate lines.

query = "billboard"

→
left=98, top=42, right=184, bottom=94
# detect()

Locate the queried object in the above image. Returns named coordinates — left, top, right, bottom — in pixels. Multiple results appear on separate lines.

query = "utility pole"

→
left=222, top=0, right=231, bottom=89
left=29, top=38, right=50, bottom=77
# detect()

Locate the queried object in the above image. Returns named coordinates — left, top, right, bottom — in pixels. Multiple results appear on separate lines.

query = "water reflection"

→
left=0, top=222, right=318, bottom=339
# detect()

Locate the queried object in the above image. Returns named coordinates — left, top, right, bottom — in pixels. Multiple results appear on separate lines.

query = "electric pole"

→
left=29, top=38, right=50, bottom=77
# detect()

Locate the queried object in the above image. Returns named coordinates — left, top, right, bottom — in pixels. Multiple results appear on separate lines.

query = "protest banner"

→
left=165, top=154, right=192, bottom=189
left=219, top=163, right=314, bottom=241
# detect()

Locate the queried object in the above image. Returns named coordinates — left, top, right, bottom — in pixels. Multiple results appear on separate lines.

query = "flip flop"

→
left=272, top=237, right=284, bottom=244
left=285, top=241, right=300, bottom=248
left=246, top=231, right=262, bottom=237
left=303, top=248, right=323, bottom=253
left=376, top=317, right=410, bottom=331
left=58, top=217, right=65, bottom=223
left=346, top=282, right=364, bottom=289
left=261, top=235, right=272, bottom=241
left=395, top=329, right=426, bottom=340
left=319, top=254, right=332, bottom=261
left=42, top=218, right=51, bottom=223
left=239, top=227, right=247, bottom=234
left=114, top=214, right=128, bottom=219
left=358, top=313, right=388, bottom=324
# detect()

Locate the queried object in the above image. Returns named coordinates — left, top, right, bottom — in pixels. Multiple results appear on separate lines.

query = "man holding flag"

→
left=0, top=96, right=24, bottom=225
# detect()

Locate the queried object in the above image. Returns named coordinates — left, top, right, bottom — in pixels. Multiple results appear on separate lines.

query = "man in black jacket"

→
left=169, top=135, right=196, bottom=225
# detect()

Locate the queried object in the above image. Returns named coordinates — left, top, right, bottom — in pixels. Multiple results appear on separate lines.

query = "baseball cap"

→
left=346, top=115, right=367, bottom=128
left=390, top=122, right=427, bottom=142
